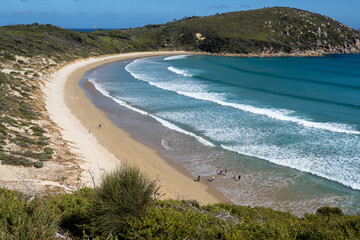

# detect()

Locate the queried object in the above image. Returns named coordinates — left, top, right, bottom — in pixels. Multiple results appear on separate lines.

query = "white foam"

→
left=164, top=55, right=191, bottom=61
left=167, top=66, right=192, bottom=77
left=221, top=144, right=360, bottom=191
left=89, top=78, right=149, bottom=116
left=161, top=139, right=173, bottom=150
left=182, top=92, right=360, bottom=135
left=88, top=78, right=214, bottom=148
left=152, top=116, right=215, bottom=147
left=125, top=61, right=360, bottom=135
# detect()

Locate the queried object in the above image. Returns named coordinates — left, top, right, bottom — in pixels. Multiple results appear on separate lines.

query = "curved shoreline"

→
left=46, top=52, right=230, bottom=204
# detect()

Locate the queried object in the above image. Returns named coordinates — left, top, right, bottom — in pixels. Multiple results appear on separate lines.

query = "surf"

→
left=125, top=60, right=360, bottom=135
left=88, top=77, right=214, bottom=147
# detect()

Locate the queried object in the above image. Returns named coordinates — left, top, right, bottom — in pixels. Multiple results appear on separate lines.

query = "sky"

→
left=0, top=0, right=359, bottom=29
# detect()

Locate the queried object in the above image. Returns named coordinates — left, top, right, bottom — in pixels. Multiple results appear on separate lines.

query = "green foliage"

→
left=30, top=126, right=46, bottom=136
left=33, top=161, right=43, bottom=168
left=316, top=206, right=343, bottom=216
left=18, top=102, right=39, bottom=119
left=118, top=7, right=360, bottom=54
left=51, top=188, right=95, bottom=237
left=43, top=147, right=54, bottom=156
left=0, top=152, right=33, bottom=166
left=0, top=189, right=60, bottom=240
left=0, top=170, right=359, bottom=239
left=127, top=200, right=231, bottom=239
left=126, top=201, right=360, bottom=239
left=89, top=164, right=157, bottom=238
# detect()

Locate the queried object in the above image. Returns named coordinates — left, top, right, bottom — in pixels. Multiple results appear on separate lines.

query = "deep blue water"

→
left=82, top=54, right=360, bottom=215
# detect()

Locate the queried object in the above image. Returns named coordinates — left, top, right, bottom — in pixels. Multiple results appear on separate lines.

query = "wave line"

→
left=125, top=62, right=360, bottom=135
left=88, top=78, right=215, bottom=147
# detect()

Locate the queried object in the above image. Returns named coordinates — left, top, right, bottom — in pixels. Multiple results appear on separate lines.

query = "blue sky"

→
left=0, top=0, right=359, bottom=29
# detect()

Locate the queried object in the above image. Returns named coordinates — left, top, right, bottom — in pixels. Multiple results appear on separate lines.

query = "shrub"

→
left=316, top=206, right=343, bottom=216
left=0, top=154, right=33, bottom=166
left=43, top=147, right=53, bottom=157
left=127, top=200, right=230, bottom=239
left=89, top=164, right=157, bottom=238
left=33, top=161, right=43, bottom=168
left=52, top=188, right=95, bottom=237
left=0, top=189, right=60, bottom=240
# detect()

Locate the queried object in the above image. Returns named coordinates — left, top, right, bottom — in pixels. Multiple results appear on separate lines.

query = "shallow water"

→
left=80, top=54, right=360, bottom=215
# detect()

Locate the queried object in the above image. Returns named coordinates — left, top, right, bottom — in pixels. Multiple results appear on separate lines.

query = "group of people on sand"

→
left=195, top=168, right=241, bottom=183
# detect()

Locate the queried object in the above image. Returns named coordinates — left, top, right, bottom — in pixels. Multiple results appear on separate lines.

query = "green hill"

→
left=118, top=7, right=360, bottom=55
left=1, top=7, right=359, bottom=61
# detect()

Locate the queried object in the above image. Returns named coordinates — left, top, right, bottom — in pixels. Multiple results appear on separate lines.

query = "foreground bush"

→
left=51, top=188, right=95, bottom=237
left=0, top=165, right=359, bottom=239
left=89, top=164, right=157, bottom=238
left=0, top=189, right=60, bottom=240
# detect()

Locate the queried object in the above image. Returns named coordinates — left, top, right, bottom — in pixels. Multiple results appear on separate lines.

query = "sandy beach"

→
left=46, top=51, right=229, bottom=204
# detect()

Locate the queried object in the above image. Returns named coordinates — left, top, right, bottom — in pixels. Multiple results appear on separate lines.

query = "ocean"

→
left=80, top=54, right=360, bottom=215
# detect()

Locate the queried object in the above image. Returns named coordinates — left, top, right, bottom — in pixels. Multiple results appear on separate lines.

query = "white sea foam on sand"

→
left=88, top=77, right=215, bottom=147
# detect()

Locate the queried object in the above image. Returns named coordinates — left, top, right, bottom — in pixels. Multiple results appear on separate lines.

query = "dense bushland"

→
left=0, top=188, right=60, bottom=239
left=0, top=165, right=359, bottom=239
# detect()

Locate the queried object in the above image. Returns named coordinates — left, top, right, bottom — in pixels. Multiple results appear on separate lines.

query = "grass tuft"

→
left=90, top=164, right=157, bottom=238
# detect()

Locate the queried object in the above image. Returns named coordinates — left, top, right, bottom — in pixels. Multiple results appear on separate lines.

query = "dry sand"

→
left=46, top=51, right=230, bottom=204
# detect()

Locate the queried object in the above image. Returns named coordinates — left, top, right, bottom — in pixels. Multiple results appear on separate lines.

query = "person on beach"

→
left=219, top=169, right=223, bottom=175
left=225, top=169, right=227, bottom=175
left=211, top=176, right=214, bottom=182
left=197, top=175, right=200, bottom=182
left=233, top=174, right=241, bottom=181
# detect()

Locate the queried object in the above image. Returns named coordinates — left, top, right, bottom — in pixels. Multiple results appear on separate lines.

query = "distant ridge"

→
left=67, top=28, right=116, bottom=32
left=0, top=7, right=359, bottom=60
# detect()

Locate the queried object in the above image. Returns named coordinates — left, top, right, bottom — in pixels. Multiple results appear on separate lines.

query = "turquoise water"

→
left=82, top=54, right=360, bottom=215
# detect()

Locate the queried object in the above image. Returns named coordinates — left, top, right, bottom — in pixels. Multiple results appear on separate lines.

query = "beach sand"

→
left=46, top=52, right=229, bottom=204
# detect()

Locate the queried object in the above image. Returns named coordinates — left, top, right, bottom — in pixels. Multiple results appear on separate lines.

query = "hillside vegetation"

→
left=120, top=7, right=360, bottom=55
left=0, top=7, right=359, bottom=63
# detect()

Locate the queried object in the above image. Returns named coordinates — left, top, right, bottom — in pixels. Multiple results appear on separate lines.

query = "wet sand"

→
left=46, top=52, right=230, bottom=204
